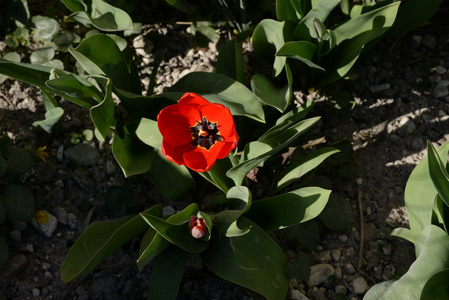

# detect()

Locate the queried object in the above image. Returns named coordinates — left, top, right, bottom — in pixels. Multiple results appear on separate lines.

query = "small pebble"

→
left=356, top=178, right=363, bottom=185
left=352, top=277, right=368, bottom=294
left=335, top=285, right=347, bottom=295
left=338, top=235, right=348, bottom=242
left=162, top=206, right=176, bottom=216
left=331, top=249, right=341, bottom=262
left=9, top=230, right=21, bottom=243
left=344, top=263, right=356, bottom=275
left=309, top=264, right=334, bottom=286
left=32, top=288, right=40, bottom=298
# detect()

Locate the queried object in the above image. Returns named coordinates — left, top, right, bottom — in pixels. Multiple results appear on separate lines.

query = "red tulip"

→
left=157, top=93, right=238, bottom=172
left=189, top=215, right=207, bottom=239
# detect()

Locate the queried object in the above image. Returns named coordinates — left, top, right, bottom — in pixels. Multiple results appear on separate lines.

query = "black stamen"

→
left=190, top=117, right=222, bottom=150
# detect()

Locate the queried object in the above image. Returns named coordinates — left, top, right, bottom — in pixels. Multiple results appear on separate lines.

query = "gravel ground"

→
left=0, top=4, right=449, bottom=300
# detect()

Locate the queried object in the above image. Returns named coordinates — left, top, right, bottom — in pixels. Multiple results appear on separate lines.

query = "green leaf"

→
left=148, top=245, right=188, bottom=300
left=30, top=47, right=55, bottom=65
left=245, top=187, right=330, bottom=231
left=115, top=89, right=176, bottom=119
left=0, top=236, right=8, bottom=268
left=252, top=19, right=286, bottom=77
left=33, top=107, right=64, bottom=133
left=90, top=79, right=115, bottom=140
left=251, top=74, right=290, bottom=112
left=60, top=204, right=162, bottom=282
left=135, top=118, right=162, bottom=149
left=365, top=225, right=449, bottom=300
left=214, top=186, right=252, bottom=237
left=276, top=41, right=324, bottom=71
left=216, top=39, right=244, bottom=83
left=427, top=141, right=449, bottom=207
left=40, top=88, right=58, bottom=111
left=420, top=269, right=449, bottom=300
left=228, top=117, right=320, bottom=185
left=402, top=141, right=449, bottom=250
left=31, top=16, right=60, bottom=42
left=72, top=34, right=139, bottom=93
left=275, top=147, right=339, bottom=192
left=1, top=184, right=35, bottom=221
left=203, top=157, right=235, bottom=193
left=276, top=0, right=303, bottom=22
left=146, top=150, right=195, bottom=202
left=317, top=2, right=400, bottom=86
left=164, top=0, right=197, bottom=14
left=0, top=58, right=53, bottom=87
left=137, top=229, right=170, bottom=271
left=168, top=72, right=265, bottom=122
left=112, top=123, right=154, bottom=177
left=141, top=203, right=208, bottom=253
left=62, top=0, right=133, bottom=31
left=202, top=217, right=289, bottom=300
left=292, top=0, right=341, bottom=41
left=46, top=74, right=102, bottom=108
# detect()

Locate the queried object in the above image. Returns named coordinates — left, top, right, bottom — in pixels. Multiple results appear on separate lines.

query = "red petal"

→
left=157, top=104, right=200, bottom=148
left=178, top=93, right=210, bottom=107
left=198, top=104, right=236, bottom=139
left=161, top=140, right=195, bottom=166
left=183, top=142, right=224, bottom=172
left=217, top=141, right=237, bottom=159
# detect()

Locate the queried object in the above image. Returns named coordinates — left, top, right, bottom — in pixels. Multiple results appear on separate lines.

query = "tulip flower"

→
left=189, top=215, right=207, bottom=239
left=157, top=93, right=238, bottom=172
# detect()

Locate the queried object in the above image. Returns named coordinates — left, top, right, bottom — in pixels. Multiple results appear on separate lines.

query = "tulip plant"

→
left=0, top=22, right=338, bottom=300
left=365, top=141, right=449, bottom=299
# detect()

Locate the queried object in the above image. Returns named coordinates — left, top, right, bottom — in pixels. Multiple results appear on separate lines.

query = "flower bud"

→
left=189, top=215, right=207, bottom=239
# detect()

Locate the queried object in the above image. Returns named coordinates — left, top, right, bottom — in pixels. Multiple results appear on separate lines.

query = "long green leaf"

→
left=137, top=230, right=170, bottom=271
left=168, top=72, right=265, bottom=122
left=112, top=122, right=154, bottom=177
left=274, top=147, right=340, bottom=192
left=365, top=225, right=449, bottom=300
left=251, top=74, right=290, bottom=112
left=62, top=0, right=133, bottom=31
left=427, top=141, right=449, bottom=207
left=292, top=0, right=341, bottom=40
left=420, top=269, right=449, bottom=300
left=216, top=39, right=244, bottom=83
left=252, top=19, right=286, bottom=77
left=317, top=2, right=400, bottom=86
left=146, top=150, right=195, bottom=202
left=202, top=217, right=289, bottom=300
left=148, top=245, right=188, bottom=300
left=228, top=117, right=320, bottom=185
left=33, top=107, right=64, bottom=133
left=90, top=79, right=115, bottom=140
left=60, top=204, right=162, bottom=282
left=245, top=187, right=330, bottom=231
left=401, top=141, right=449, bottom=250
left=72, top=34, right=139, bottom=93
left=276, top=41, right=324, bottom=71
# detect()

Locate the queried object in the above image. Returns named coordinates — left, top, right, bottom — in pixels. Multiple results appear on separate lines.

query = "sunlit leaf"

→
left=427, top=141, right=449, bottom=207
left=33, top=107, right=64, bottom=133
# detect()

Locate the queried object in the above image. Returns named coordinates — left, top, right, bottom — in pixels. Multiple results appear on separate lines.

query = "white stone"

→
left=31, top=210, right=58, bottom=237
left=308, top=264, right=334, bottom=286
left=352, top=277, right=368, bottom=294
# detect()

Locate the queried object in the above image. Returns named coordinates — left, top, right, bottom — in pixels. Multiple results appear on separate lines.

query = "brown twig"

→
left=358, top=189, right=365, bottom=268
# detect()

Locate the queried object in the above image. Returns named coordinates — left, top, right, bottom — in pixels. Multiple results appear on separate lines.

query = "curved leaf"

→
left=245, top=187, right=330, bottom=231
left=202, top=217, right=289, bottom=300
left=365, top=225, right=449, bottom=300
left=427, top=141, right=449, bottom=207
left=60, top=204, right=162, bottom=282
left=168, top=72, right=265, bottom=122
left=90, top=79, right=115, bottom=140
left=252, top=19, right=286, bottom=77
left=276, top=41, right=324, bottom=71
left=33, top=107, right=64, bottom=133
left=251, top=74, right=290, bottom=112
left=420, top=269, right=449, bottom=300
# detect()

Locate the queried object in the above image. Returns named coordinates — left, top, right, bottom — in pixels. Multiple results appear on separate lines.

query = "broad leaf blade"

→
left=168, top=72, right=265, bottom=122
left=251, top=74, right=290, bottom=112
left=275, top=147, right=340, bottom=192
left=60, top=204, right=162, bottom=282
left=427, top=141, right=449, bottom=207
left=90, top=79, right=115, bottom=140
left=276, top=41, right=324, bottom=71
left=365, top=225, right=449, bottom=300
left=202, top=217, right=289, bottom=300
left=245, top=187, right=330, bottom=231
left=216, top=39, right=244, bottom=83
left=33, top=107, right=64, bottom=133
left=420, top=269, right=449, bottom=300
left=148, top=245, right=188, bottom=300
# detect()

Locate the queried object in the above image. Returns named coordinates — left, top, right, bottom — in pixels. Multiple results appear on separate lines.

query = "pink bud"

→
left=188, top=215, right=207, bottom=239
left=191, top=226, right=205, bottom=239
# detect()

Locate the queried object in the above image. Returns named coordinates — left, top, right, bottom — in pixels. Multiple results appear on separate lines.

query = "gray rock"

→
left=344, top=263, right=356, bottom=275
left=290, top=290, right=310, bottom=300
left=335, top=285, right=347, bottom=295
left=162, top=206, right=176, bottom=216
left=316, top=250, right=331, bottom=262
left=32, top=288, right=40, bottom=298
left=106, top=160, right=117, bottom=174
left=9, top=229, right=21, bottom=243
left=64, top=143, right=100, bottom=166
left=309, top=264, right=334, bottom=286
left=369, top=83, right=390, bottom=93
left=434, top=80, right=449, bottom=98
left=436, top=65, right=447, bottom=75
left=331, top=249, right=342, bottom=262
left=335, top=266, right=342, bottom=279
left=0, top=253, right=27, bottom=277
left=352, top=277, right=368, bottom=294
left=422, top=34, right=436, bottom=49
left=338, top=235, right=348, bottom=242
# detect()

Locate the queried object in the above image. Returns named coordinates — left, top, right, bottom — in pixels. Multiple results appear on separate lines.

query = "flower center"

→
left=190, top=117, right=223, bottom=150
